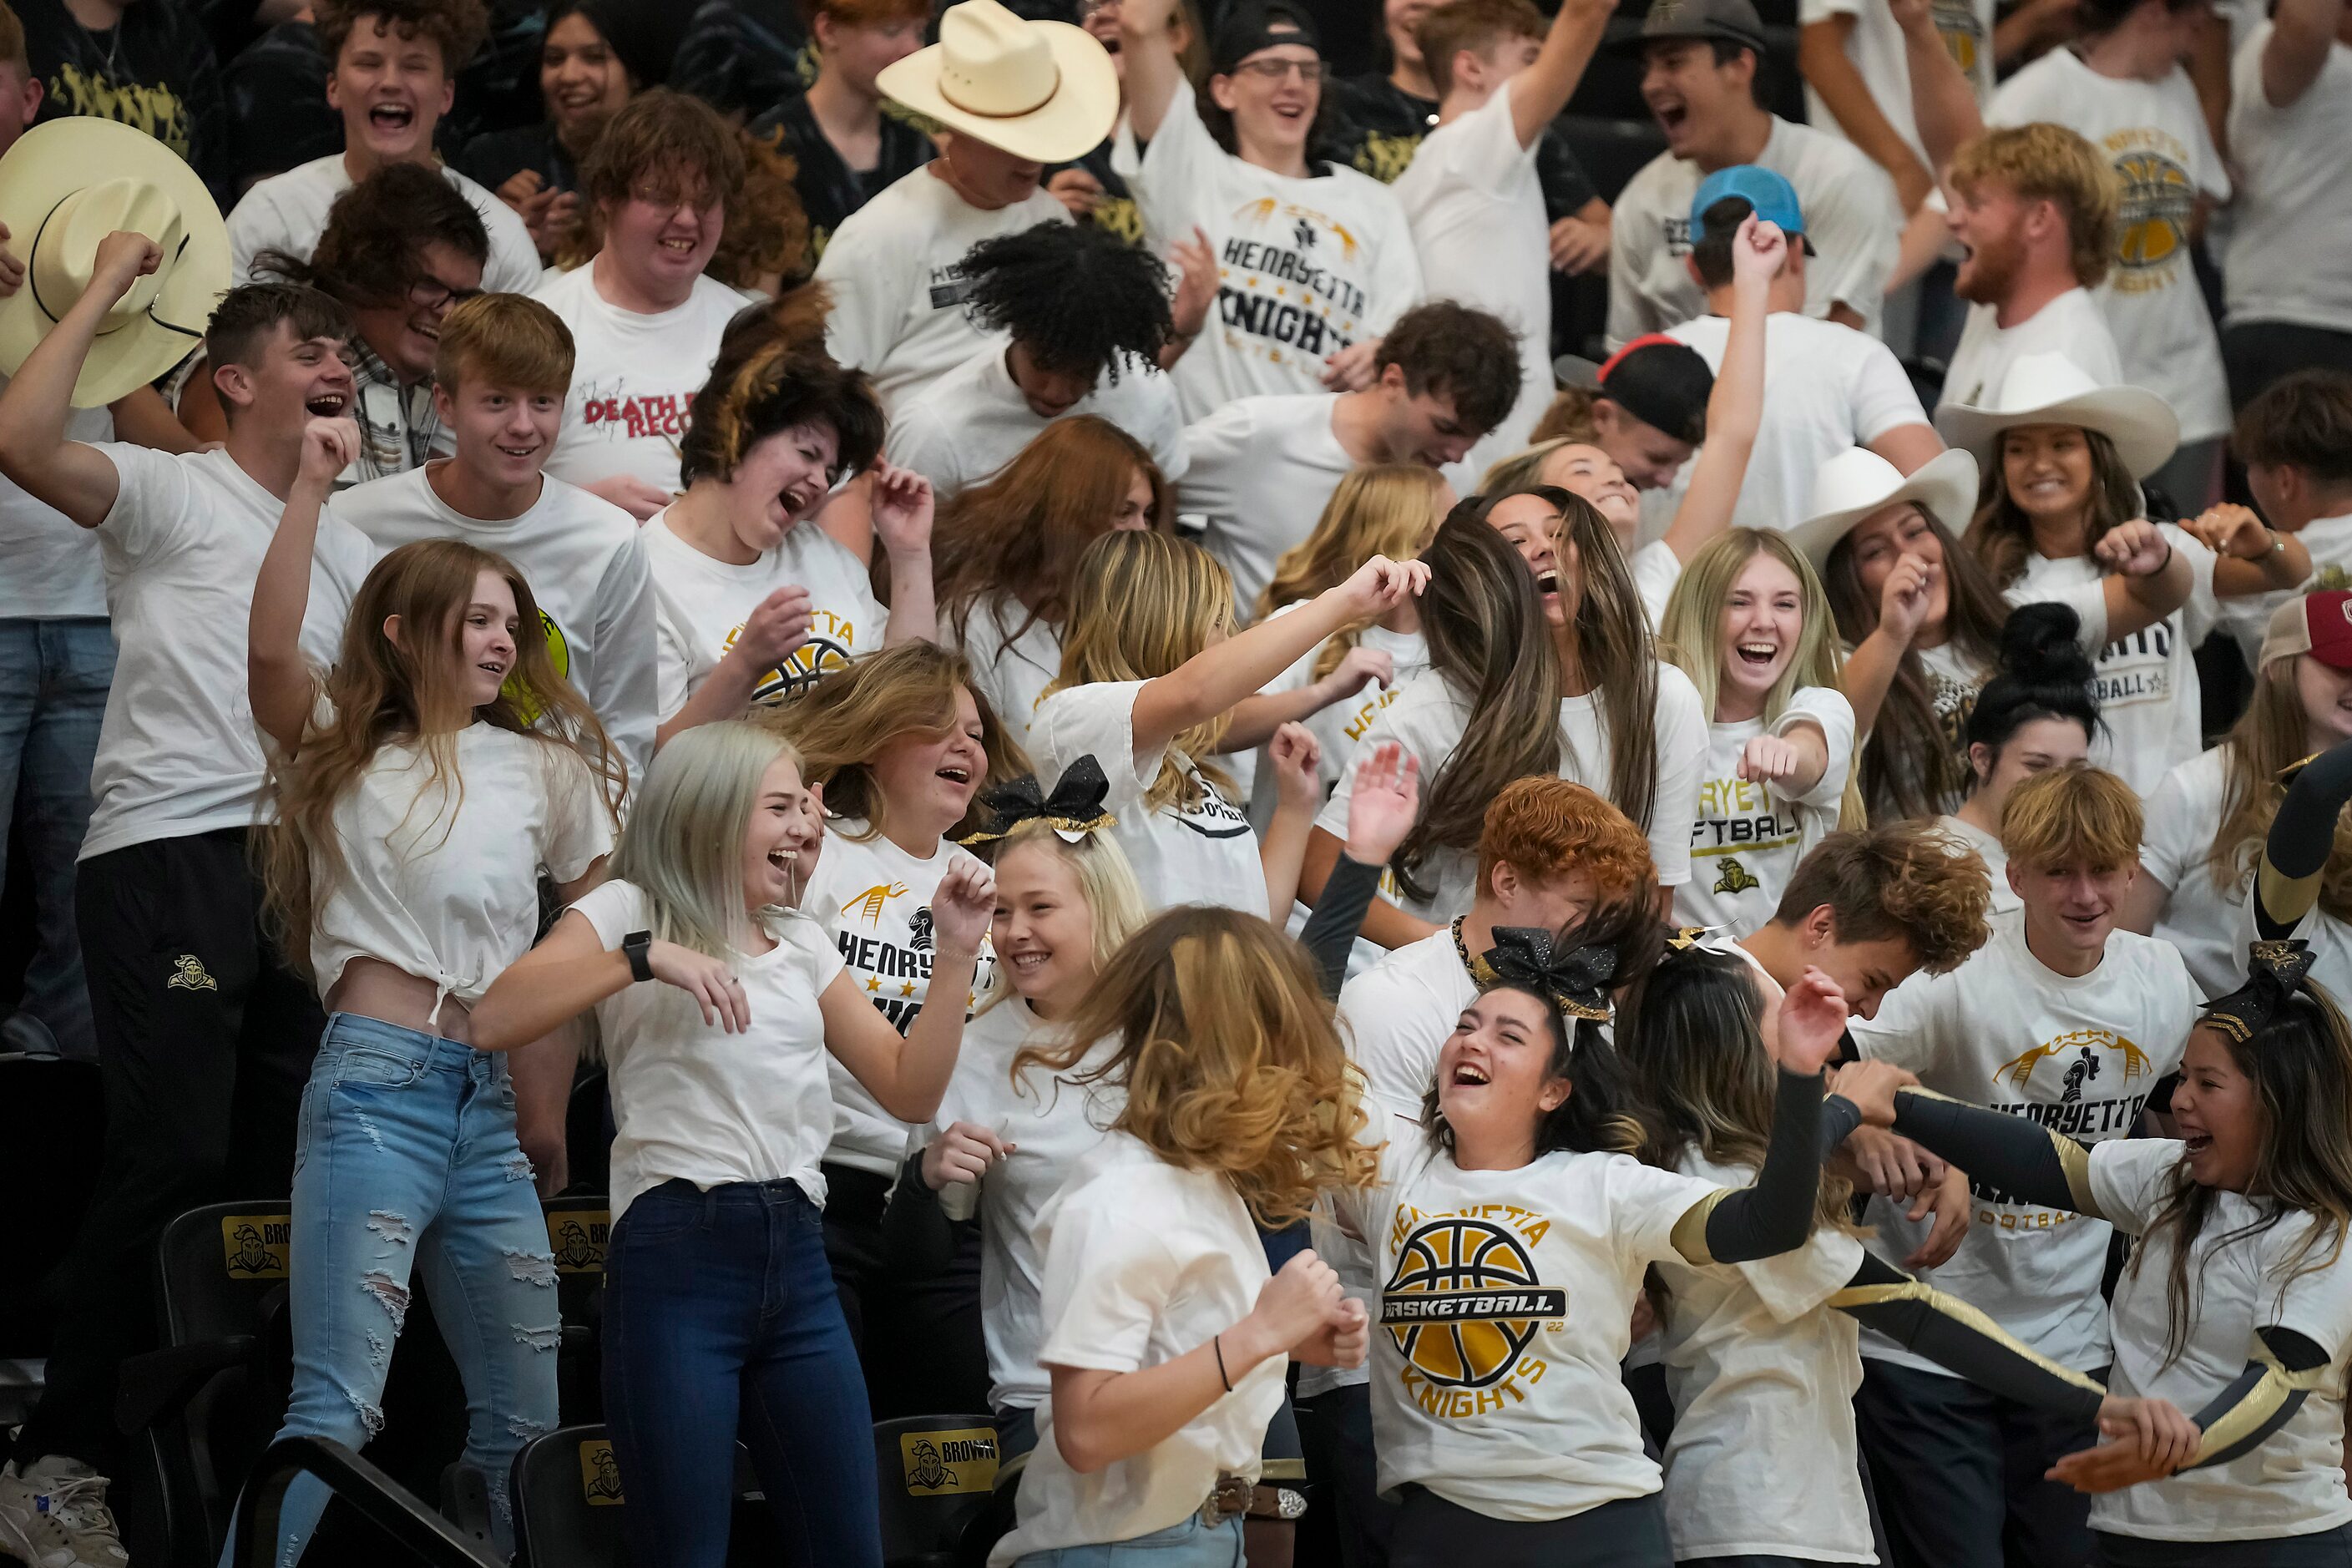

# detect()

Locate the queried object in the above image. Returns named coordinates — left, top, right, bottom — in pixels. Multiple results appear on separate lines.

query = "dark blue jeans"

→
left=603, top=1178, right=883, bottom=1568
left=0, top=617, right=112, bottom=1060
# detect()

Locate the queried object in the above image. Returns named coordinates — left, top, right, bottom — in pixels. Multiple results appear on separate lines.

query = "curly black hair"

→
left=959, top=221, right=1176, bottom=387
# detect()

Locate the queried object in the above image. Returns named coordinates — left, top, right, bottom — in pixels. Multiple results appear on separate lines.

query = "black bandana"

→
left=1482, top=926, right=1617, bottom=1024
left=2203, top=938, right=2319, bottom=1044
left=954, top=756, right=1118, bottom=846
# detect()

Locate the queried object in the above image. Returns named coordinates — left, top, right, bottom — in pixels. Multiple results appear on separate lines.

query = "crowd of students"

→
left=0, top=0, right=2349, bottom=1562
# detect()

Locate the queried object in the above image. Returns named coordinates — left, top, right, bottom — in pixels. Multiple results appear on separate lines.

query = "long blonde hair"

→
left=1014, top=907, right=1378, bottom=1226
left=980, top=820, right=1150, bottom=1017
left=261, top=539, right=623, bottom=974
left=1660, top=529, right=1864, bottom=831
left=2208, top=659, right=2352, bottom=918
left=761, top=641, right=1029, bottom=844
left=1047, top=531, right=1237, bottom=810
left=609, top=721, right=803, bottom=958
left=1257, top=464, right=1445, bottom=679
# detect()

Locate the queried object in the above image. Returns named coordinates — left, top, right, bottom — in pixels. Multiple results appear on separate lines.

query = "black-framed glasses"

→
left=408, top=276, right=486, bottom=312
left=1232, top=57, right=1324, bottom=83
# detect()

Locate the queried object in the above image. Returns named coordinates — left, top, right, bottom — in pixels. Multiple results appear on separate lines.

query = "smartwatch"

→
left=622, top=930, right=654, bottom=983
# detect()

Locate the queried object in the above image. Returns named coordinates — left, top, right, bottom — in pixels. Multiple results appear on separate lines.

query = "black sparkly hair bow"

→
left=953, top=756, right=1118, bottom=846
left=1482, top=926, right=1617, bottom=1023
left=2202, top=938, right=2319, bottom=1044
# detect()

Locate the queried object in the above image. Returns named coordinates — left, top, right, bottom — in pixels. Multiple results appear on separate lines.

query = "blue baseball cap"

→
left=1689, top=165, right=1813, bottom=252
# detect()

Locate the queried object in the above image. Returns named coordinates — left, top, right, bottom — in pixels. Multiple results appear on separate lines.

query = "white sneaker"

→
left=0, top=1457, right=129, bottom=1568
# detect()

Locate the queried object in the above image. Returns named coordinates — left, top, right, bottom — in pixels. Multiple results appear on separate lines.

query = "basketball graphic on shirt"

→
left=768, top=627, right=855, bottom=699
left=2109, top=145, right=2194, bottom=280
left=502, top=609, right=571, bottom=722
left=1382, top=1216, right=1565, bottom=1389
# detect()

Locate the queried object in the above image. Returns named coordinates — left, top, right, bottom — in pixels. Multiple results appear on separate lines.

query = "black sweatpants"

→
left=1855, top=1358, right=2102, bottom=1568
left=1296, top=1383, right=1394, bottom=1568
left=2098, top=1521, right=2352, bottom=1567
left=1388, top=1487, right=1672, bottom=1568
left=16, top=828, right=325, bottom=1471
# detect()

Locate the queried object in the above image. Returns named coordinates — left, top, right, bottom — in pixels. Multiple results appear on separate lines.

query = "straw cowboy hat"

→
left=1787, top=446, right=1982, bottom=569
left=1934, top=351, right=2180, bottom=481
left=0, top=119, right=228, bottom=409
left=878, top=0, right=1118, bottom=165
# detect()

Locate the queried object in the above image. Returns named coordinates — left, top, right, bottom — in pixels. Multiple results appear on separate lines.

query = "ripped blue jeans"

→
left=228, top=1013, right=560, bottom=1567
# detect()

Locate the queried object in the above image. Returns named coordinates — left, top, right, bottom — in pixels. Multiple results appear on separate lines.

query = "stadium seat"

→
left=541, top=1194, right=612, bottom=1424
left=510, top=1424, right=781, bottom=1567
left=874, top=1414, right=1000, bottom=1568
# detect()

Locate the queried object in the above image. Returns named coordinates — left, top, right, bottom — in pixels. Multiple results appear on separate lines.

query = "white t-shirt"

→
left=1850, top=917, right=2197, bottom=1372
left=1673, top=686, right=1855, bottom=938
left=2137, top=745, right=2260, bottom=1001
left=802, top=821, right=997, bottom=1177
left=641, top=507, right=885, bottom=719
left=1988, top=52, right=2233, bottom=442
left=1801, top=0, right=1996, bottom=167
left=1338, top=925, right=1477, bottom=1120
left=0, top=393, right=111, bottom=619
left=313, top=725, right=611, bottom=1008
left=2087, top=1138, right=2352, bottom=1542
left=2230, top=862, right=2352, bottom=1010
left=816, top=165, right=1070, bottom=413
left=226, top=154, right=542, bottom=295
left=930, top=1003, right=1120, bottom=1413
left=2006, top=525, right=2218, bottom=797
left=1936, top=288, right=2125, bottom=422
left=1632, top=539, right=1685, bottom=630
left=993, top=1132, right=1283, bottom=1564
left=888, top=346, right=1187, bottom=501
left=1607, top=117, right=1903, bottom=347
left=1029, top=680, right=1263, bottom=916
left=1317, top=664, right=1712, bottom=921
left=2224, top=27, right=2352, bottom=336
left=943, top=593, right=1062, bottom=761
left=1115, top=80, right=1423, bottom=420
left=573, top=879, right=847, bottom=1222
left=1391, top=78, right=1550, bottom=466
left=1935, top=812, right=2021, bottom=918
left=1175, top=392, right=1353, bottom=616
left=81, top=445, right=372, bottom=862
left=530, top=263, right=750, bottom=498
left=1247, top=614, right=1432, bottom=826
left=1665, top=311, right=1928, bottom=533
left=332, top=465, right=658, bottom=783
left=1656, top=1149, right=1871, bottom=1564
left=2215, top=510, right=2352, bottom=669
left=1343, top=1138, right=1719, bottom=1520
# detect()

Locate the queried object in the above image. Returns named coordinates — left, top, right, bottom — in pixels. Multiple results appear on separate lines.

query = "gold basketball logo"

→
left=503, top=609, right=571, bottom=722
left=2112, top=149, right=2193, bottom=274
left=1382, top=1216, right=1565, bottom=1389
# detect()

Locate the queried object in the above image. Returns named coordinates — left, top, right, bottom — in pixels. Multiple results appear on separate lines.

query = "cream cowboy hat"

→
left=0, top=119, right=229, bottom=409
left=1787, top=446, right=1982, bottom=569
left=878, top=0, right=1118, bottom=165
left=1934, top=351, right=2180, bottom=481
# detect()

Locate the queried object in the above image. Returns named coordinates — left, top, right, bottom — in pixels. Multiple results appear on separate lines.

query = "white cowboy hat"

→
left=1787, top=446, right=1981, bottom=569
left=1933, top=351, right=2180, bottom=481
left=0, top=119, right=229, bottom=409
left=878, top=0, right=1118, bottom=166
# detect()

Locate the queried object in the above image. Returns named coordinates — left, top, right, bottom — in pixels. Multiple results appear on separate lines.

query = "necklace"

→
left=1449, top=918, right=1496, bottom=987
left=67, top=0, right=127, bottom=78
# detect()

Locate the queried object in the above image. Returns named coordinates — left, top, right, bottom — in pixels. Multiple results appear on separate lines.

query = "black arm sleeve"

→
left=1891, top=1090, right=2103, bottom=1217
left=1832, top=1251, right=2107, bottom=1424
left=1678, top=1070, right=1825, bottom=1265
left=1819, top=1094, right=1864, bottom=1161
left=1299, top=851, right=1384, bottom=1002
left=2183, top=1326, right=2332, bottom=1470
left=2256, top=739, right=2352, bottom=938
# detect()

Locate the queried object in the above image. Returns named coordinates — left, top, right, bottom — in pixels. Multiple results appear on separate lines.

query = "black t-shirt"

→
left=1044, top=139, right=1139, bottom=246
left=220, top=20, right=338, bottom=194
left=458, top=119, right=574, bottom=196
left=17, top=0, right=229, bottom=202
left=670, top=0, right=811, bottom=119
left=746, top=93, right=934, bottom=263
left=1324, top=70, right=1600, bottom=221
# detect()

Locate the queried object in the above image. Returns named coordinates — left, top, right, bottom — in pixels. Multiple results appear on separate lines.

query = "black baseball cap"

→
left=1553, top=336, right=1714, bottom=445
left=1211, top=0, right=1323, bottom=73
left=1610, top=0, right=1769, bottom=55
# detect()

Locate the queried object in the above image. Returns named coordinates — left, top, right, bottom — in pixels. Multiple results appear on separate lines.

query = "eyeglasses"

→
left=1232, top=58, right=1324, bottom=83
left=628, top=186, right=721, bottom=215
left=408, top=276, right=485, bottom=312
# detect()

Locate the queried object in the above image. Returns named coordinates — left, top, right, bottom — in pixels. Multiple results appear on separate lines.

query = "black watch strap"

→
left=622, top=930, right=654, bottom=983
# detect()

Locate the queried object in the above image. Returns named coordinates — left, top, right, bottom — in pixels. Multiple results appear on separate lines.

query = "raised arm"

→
left=1890, top=0, right=1985, bottom=175
left=2092, top=518, right=2197, bottom=644
left=1118, top=0, right=1186, bottom=143
left=0, top=230, right=154, bottom=529
left=1511, top=0, right=1618, bottom=148
left=1799, top=13, right=1936, bottom=215
left=1657, top=215, right=1777, bottom=566
left=1839, top=550, right=1937, bottom=736
left=250, top=417, right=360, bottom=756
left=869, top=462, right=940, bottom=645
left=1297, top=742, right=1420, bottom=995
left=816, top=858, right=993, bottom=1121
left=2256, top=737, right=2352, bottom=938
left=1130, top=557, right=1429, bottom=764
left=2261, top=0, right=2345, bottom=106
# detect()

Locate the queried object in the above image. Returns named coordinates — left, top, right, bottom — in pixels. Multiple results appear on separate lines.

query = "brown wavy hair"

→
left=1257, top=463, right=1447, bottom=680
left=1965, top=427, right=2144, bottom=589
left=757, top=640, right=1028, bottom=844
left=679, top=312, right=885, bottom=488
left=2207, top=660, right=2352, bottom=921
left=260, top=540, right=625, bottom=976
left=933, top=416, right=1171, bottom=658
left=1014, top=906, right=1379, bottom=1227
left=1771, top=820, right=1993, bottom=976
